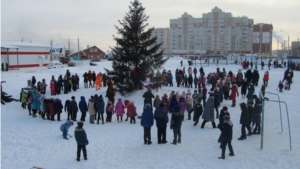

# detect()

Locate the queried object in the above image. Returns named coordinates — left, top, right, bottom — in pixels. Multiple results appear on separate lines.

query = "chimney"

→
left=87, top=45, right=89, bottom=49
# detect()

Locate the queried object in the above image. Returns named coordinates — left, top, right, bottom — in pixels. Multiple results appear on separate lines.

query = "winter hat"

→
left=194, top=90, right=197, bottom=93
left=174, top=105, right=180, bottom=112
left=171, top=90, right=175, bottom=94
left=147, top=88, right=151, bottom=92
left=159, top=103, right=164, bottom=108
left=77, top=122, right=84, bottom=128
left=224, top=115, right=230, bottom=120
left=223, top=106, right=228, bottom=111
left=156, top=95, right=159, bottom=98
left=71, top=96, right=75, bottom=100
left=163, top=93, right=168, bottom=98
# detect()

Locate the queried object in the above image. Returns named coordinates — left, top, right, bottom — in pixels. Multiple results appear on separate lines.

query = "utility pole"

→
left=50, top=40, right=52, bottom=61
left=78, top=38, right=79, bottom=60
left=68, top=38, right=70, bottom=51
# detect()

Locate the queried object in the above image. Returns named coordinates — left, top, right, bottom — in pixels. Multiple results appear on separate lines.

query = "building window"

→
left=94, top=48, right=97, bottom=52
left=90, top=48, right=93, bottom=52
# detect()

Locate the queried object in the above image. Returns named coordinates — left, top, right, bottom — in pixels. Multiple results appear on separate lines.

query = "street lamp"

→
left=280, top=30, right=290, bottom=56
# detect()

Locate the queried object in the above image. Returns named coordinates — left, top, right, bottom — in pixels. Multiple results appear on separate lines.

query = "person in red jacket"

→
left=229, top=84, right=239, bottom=107
left=263, top=71, right=269, bottom=87
left=87, top=70, right=93, bottom=88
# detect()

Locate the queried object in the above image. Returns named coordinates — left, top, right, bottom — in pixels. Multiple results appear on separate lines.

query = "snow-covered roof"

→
left=1, top=44, right=19, bottom=49
left=1, top=41, right=50, bottom=48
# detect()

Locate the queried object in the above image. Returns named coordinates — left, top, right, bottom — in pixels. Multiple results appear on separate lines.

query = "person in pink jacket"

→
left=115, top=99, right=125, bottom=122
left=178, top=96, right=187, bottom=118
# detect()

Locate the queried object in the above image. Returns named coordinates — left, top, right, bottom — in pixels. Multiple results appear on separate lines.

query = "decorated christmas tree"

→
left=105, top=0, right=168, bottom=96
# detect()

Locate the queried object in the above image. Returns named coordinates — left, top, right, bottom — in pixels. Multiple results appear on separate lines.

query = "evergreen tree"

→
left=105, top=0, right=168, bottom=96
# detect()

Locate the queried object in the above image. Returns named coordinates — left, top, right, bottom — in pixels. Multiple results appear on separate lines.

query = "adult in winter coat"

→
left=186, top=95, right=193, bottom=114
left=169, top=95, right=178, bottom=113
left=218, top=106, right=230, bottom=143
left=60, top=120, right=73, bottom=140
left=65, top=100, right=72, bottom=120
left=218, top=115, right=234, bottom=160
left=115, top=99, right=125, bottom=122
left=50, top=80, right=56, bottom=95
left=154, top=103, right=169, bottom=144
left=193, top=67, right=197, bottom=76
left=105, top=79, right=116, bottom=105
left=161, top=94, right=169, bottom=113
left=252, top=70, right=260, bottom=86
left=79, top=96, right=88, bottom=122
left=88, top=96, right=96, bottom=124
left=65, top=69, right=71, bottom=78
left=214, top=89, right=220, bottom=118
left=202, top=85, right=207, bottom=106
left=252, top=99, right=262, bottom=134
left=236, top=70, right=243, bottom=87
left=94, top=73, right=102, bottom=90
left=238, top=102, right=250, bottom=140
left=245, top=69, right=253, bottom=85
left=143, top=88, right=155, bottom=110
left=170, top=105, right=184, bottom=145
left=39, top=94, right=46, bottom=119
left=83, top=72, right=88, bottom=88
left=247, top=100, right=254, bottom=135
left=188, top=102, right=203, bottom=126
left=263, top=71, right=269, bottom=87
left=54, top=98, right=63, bottom=121
left=229, top=85, right=239, bottom=107
left=70, top=96, right=79, bottom=121
left=246, top=85, right=255, bottom=102
left=74, top=122, right=89, bottom=161
left=141, top=104, right=154, bottom=145
left=201, top=94, right=217, bottom=128
left=188, top=74, right=193, bottom=88
left=95, top=97, right=105, bottom=124
left=31, top=76, right=36, bottom=87
left=40, top=79, right=47, bottom=95
left=241, top=79, right=248, bottom=99
left=168, top=73, right=173, bottom=87
left=87, top=71, right=93, bottom=88
left=261, top=61, right=265, bottom=70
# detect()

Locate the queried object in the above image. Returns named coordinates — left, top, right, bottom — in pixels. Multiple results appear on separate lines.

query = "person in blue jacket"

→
left=60, top=120, right=73, bottom=140
left=95, top=96, right=105, bottom=124
left=75, top=122, right=89, bottom=161
left=79, top=96, right=88, bottom=122
left=141, top=104, right=154, bottom=145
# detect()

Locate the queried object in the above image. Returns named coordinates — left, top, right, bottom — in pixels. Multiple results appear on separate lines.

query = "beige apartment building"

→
left=169, top=7, right=254, bottom=55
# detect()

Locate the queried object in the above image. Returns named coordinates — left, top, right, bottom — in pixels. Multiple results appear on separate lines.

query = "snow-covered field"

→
left=1, top=57, right=300, bottom=169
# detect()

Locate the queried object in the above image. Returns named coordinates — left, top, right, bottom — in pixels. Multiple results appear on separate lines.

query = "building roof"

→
left=1, top=41, right=50, bottom=48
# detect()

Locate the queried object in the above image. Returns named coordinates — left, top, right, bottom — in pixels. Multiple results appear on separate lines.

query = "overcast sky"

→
left=1, top=0, right=299, bottom=52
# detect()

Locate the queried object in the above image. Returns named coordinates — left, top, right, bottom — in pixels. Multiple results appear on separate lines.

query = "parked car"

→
left=68, top=61, right=77, bottom=67
left=47, top=61, right=63, bottom=69
left=91, top=58, right=100, bottom=62
left=59, top=57, right=70, bottom=64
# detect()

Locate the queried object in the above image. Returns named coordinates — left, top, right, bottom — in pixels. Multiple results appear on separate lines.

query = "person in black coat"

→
left=247, top=101, right=254, bottom=135
left=75, top=122, right=89, bottom=161
left=218, top=115, right=234, bottom=160
left=261, top=61, right=265, bottom=70
left=143, top=88, right=155, bottom=111
left=188, top=74, right=193, bottom=88
left=188, top=102, right=203, bottom=126
left=252, top=70, right=260, bottom=86
left=70, top=96, right=79, bottom=121
left=252, top=98, right=262, bottom=134
left=241, top=79, right=248, bottom=99
left=79, top=96, right=88, bottom=122
left=54, top=98, right=63, bottom=121
left=218, top=106, right=230, bottom=143
left=65, top=100, right=72, bottom=120
left=214, top=89, right=219, bottom=118
left=238, top=102, right=250, bottom=140
left=245, top=69, right=252, bottom=85
left=154, top=103, right=169, bottom=144
left=31, top=76, right=36, bottom=87
left=102, top=74, right=107, bottom=87
left=83, top=72, right=88, bottom=88
left=170, top=105, right=184, bottom=145
left=66, top=69, right=71, bottom=78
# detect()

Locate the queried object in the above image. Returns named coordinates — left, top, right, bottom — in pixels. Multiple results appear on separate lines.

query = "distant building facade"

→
left=169, top=7, right=254, bottom=55
left=69, top=46, right=105, bottom=60
left=150, top=28, right=170, bottom=55
left=291, top=41, right=300, bottom=56
left=252, top=23, right=273, bottom=55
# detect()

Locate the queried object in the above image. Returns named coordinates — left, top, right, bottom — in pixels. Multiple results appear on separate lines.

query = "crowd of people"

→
left=9, top=59, right=296, bottom=161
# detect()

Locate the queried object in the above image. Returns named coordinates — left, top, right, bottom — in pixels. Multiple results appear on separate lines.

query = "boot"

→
left=171, top=141, right=177, bottom=145
left=201, top=121, right=205, bottom=128
left=212, top=122, right=217, bottom=128
left=218, top=156, right=225, bottom=160
left=76, top=158, right=80, bottom=161
left=228, top=153, right=234, bottom=156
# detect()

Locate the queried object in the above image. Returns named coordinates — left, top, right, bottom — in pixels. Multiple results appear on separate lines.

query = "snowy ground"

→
left=1, top=57, right=300, bottom=169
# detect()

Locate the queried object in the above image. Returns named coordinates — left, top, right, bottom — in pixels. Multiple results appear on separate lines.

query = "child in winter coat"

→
left=278, top=81, right=283, bottom=92
left=284, top=81, right=289, bottom=90
left=60, top=120, right=73, bottom=140
left=153, top=95, right=161, bottom=110
left=192, top=90, right=198, bottom=107
left=263, top=71, right=269, bottom=87
left=129, top=102, right=137, bottom=124
left=161, top=94, right=169, bottom=113
left=88, top=96, right=96, bottom=124
left=229, top=84, right=239, bottom=107
left=170, top=105, right=184, bottom=145
left=218, top=115, right=234, bottom=159
left=124, top=100, right=130, bottom=121
left=178, top=96, right=186, bottom=118
left=54, top=98, right=63, bottom=121
left=115, top=99, right=125, bottom=122
left=106, top=101, right=114, bottom=122
left=20, top=89, right=27, bottom=109
left=188, top=102, right=203, bottom=125
left=185, top=95, right=193, bottom=117
left=252, top=99, right=262, bottom=134
left=65, top=100, right=72, bottom=120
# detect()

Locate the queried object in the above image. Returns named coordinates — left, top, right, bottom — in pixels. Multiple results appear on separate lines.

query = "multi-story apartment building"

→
left=253, top=23, right=273, bottom=55
left=150, top=28, right=170, bottom=55
left=169, top=7, right=253, bottom=55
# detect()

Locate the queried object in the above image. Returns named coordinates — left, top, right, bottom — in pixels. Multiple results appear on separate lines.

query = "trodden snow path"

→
left=1, top=58, right=300, bottom=169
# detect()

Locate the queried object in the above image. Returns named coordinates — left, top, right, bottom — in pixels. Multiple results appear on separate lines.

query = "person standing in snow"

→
left=201, top=92, right=217, bottom=128
left=75, top=122, right=89, bottom=161
left=60, top=120, right=73, bottom=140
left=154, top=103, right=169, bottom=144
left=79, top=96, right=88, bottom=122
left=218, top=115, right=234, bottom=160
left=141, top=104, right=154, bottom=145
left=170, top=105, right=184, bottom=145
left=70, top=96, right=79, bottom=121
left=188, top=102, right=203, bottom=126
left=238, top=102, right=250, bottom=140
left=88, top=96, right=96, bottom=124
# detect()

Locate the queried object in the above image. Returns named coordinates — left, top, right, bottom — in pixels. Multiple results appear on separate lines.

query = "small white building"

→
left=50, top=44, right=66, bottom=60
left=1, top=41, right=51, bottom=69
